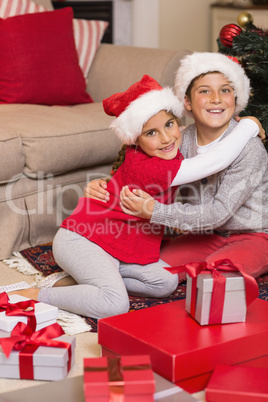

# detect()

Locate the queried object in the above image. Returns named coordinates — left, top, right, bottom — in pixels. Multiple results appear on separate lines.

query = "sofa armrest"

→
left=87, top=44, right=191, bottom=102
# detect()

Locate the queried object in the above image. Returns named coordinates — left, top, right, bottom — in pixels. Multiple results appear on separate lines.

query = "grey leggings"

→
left=38, top=228, right=178, bottom=319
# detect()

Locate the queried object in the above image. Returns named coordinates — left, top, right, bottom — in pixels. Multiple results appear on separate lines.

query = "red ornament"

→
left=219, top=24, right=242, bottom=48
left=227, top=56, right=240, bottom=64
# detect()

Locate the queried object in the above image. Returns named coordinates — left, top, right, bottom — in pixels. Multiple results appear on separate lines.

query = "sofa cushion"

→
left=72, top=19, right=108, bottom=80
left=0, top=131, right=25, bottom=184
left=0, top=8, right=92, bottom=105
left=0, top=0, right=108, bottom=80
left=0, top=0, right=47, bottom=16
left=0, top=103, right=121, bottom=178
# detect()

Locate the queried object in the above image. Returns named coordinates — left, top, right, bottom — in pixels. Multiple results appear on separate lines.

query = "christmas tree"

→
left=217, top=15, right=268, bottom=151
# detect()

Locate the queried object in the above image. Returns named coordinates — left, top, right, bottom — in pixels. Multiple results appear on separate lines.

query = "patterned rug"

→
left=19, top=243, right=189, bottom=332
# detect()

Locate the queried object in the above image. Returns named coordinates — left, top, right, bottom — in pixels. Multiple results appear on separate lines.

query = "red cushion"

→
left=0, top=8, right=92, bottom=105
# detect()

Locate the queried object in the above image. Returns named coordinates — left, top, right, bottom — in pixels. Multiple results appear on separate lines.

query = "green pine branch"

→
left=217, top=23, right=268, bottom=150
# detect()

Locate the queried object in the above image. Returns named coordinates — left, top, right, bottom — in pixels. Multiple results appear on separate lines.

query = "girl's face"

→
left=136, top=110, right=181, bottom=160
left=184, top=73, right=236, bottom=136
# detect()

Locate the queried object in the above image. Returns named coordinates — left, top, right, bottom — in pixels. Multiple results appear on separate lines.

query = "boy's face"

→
left=184, top=73, right=236, bottom=135
left=136, top=110, right=181, bottom=160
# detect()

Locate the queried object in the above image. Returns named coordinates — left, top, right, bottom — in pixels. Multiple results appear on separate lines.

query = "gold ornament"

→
left=237, top=12, right=253, bottom=28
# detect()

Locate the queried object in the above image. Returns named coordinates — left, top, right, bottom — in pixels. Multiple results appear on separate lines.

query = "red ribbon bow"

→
left=0, top=321, right=72, bottom=379
left=0, top=292, right=37, bottom=331
left=165, top=259, right=259, bottom=324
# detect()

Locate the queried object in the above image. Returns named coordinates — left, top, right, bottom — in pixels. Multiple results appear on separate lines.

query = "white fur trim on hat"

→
left=174, top=52, right=251, bottom=117
left=110, top=87, right=184, bottom=145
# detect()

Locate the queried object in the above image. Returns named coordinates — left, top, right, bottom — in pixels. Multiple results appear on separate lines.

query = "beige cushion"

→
left=0, top=104, right=121, bottom=179
left=0, top=130, right=25, bottom=184
left=34, top=0, right=53, bottom=9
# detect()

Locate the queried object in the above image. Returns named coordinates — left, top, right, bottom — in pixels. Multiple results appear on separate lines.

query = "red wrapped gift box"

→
left=98, top=299, right=268, bottom=391
left=174, top=353, right=268, bottom=394
left=205, top=365, right=268, bottom=401
left=83, top=355, right=155, bottom=401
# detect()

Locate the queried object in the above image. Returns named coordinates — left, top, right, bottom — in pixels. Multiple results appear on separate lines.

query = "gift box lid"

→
left=84, top=355, right=155, bottom=397
left=175, top=353, right=268, bottom=394
left=195, top=272, right=245, bottom=293
left=98, top=298, right=268, bottom=384
left=0, top=294, right=58, bottom=332
left=205, top=364, right=268, bottom=401
left=0, top=333, right=76, bottom=368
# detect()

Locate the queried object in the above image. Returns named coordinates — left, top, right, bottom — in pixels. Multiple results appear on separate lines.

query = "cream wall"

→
left=132, top=0, right=216, bottom=51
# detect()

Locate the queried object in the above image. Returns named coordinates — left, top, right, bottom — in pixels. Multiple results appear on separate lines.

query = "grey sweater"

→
left=151, top=119, right=268, bottom=234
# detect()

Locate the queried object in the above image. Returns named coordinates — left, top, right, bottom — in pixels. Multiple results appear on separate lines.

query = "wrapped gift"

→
left=166, top=259, right=258, bottom=325
left=175, top=353, right=268, bottom=394
left=0, top=371, right=197, bottom=401
left=84, top=355, right=155, bottom=401
left=101, top=349, right=268, bottom=395
left=186, top=272, right=247, bottom=325
left=0, top=293, right=58, bottom=332
left=98, top=298, right=268, bottom=391
left=102, top=347, right=206, bottom=396
left=0, top=322, right=75, bottom=380
left=205, top=365, right=268, bottom=401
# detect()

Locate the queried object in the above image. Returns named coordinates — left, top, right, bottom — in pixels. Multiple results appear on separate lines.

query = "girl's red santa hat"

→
left=174, top=52, right=251, bottom=117
left=103, top=75, right=184, bottom=145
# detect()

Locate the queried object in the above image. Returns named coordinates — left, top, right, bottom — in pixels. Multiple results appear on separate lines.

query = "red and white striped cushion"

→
left=72, top=18, right=108, bottom=79
left=0, top=0, right=46, bottom=16
left=0, top=0, right=108, bottom=79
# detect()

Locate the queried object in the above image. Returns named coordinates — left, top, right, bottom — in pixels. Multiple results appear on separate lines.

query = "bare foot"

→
left=8, top=288, right=40, bottom=301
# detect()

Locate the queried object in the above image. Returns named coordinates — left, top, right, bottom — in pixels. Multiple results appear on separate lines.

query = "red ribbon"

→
left=0, top=321, right=72, bottom=379
left=0, top=292, right=37, bottom=331
left=165, top=259, right=259, bottom=324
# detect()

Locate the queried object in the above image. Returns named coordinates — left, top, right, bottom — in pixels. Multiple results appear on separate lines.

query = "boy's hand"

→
left=120, top=186, right=155, bottom=219
left=235, top=115, right=266, bottom=140
left=84, top=179, right=110, bottom=202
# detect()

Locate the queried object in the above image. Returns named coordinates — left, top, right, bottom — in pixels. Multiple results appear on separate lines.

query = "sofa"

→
left=0, top=0, right=190, bottom=260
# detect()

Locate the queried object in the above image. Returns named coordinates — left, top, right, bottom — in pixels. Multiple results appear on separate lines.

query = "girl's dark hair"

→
left=111, top=144, right=128, bottom=175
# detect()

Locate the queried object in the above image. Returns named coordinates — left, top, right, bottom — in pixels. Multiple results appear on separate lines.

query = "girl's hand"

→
left=120, top=186, right=155, bottom=219
left=84, top=179, right=110, bottom=202
left=235, top=115, right=265, bottom=140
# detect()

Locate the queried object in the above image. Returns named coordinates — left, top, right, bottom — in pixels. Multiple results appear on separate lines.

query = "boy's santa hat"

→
left=103, top=75, right=184, bottom=145
left=174, top=52, right=251, bottom=116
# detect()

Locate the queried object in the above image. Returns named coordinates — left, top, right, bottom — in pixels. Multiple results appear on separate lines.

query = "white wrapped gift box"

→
left=0, top=294, right=58, bottom=332
left=186, top=272, right=247, bottom=325
left=0, top=330, right=76, bottom=381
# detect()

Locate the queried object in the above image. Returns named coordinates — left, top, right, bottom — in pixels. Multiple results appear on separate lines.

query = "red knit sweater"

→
left=61, top=146, right=183, bottom=264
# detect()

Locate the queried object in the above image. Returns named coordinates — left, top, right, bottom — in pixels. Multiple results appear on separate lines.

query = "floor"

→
left=0, top=259, right=204, bottom=400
